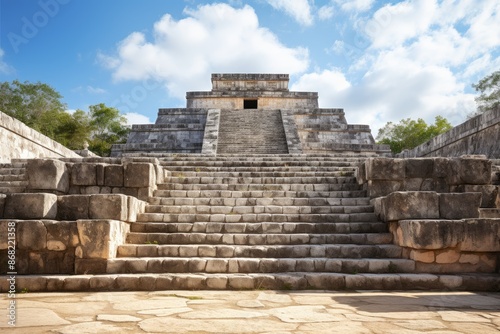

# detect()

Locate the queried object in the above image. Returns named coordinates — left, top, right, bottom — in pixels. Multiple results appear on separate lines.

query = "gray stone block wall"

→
left=399, top=106, right=500, bottom=159
left=111, top=109, right=209, bottom=156
left=0, top=110, right=81, bottom=163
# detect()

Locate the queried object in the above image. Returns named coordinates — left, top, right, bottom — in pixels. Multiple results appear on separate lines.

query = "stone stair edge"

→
left=1, top=273, right=498, bottom=292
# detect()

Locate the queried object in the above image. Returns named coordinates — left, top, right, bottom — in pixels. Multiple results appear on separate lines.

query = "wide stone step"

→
left=0, top=168, right=26, bottom=175
left=0, top=174, right=27, bottom=181
left=130, top=221, right=388, bottom=234
left=144, top=205, right=374, bottom=215
left=0, top=186, right=26, bottom=194
left=137, top=212, right=378, bottom=223
left=169, top=171, right=355, bottom=178
left=106, top=257, right=416, bottom=274
left=163, top=166, right=357, bottom=172
left=155, top=183, right=361, bottom=192
left=160, top=161, right=364, bottom=167
left=126, top=232, right=393, bottom=245
left=148, top=196, right=370, bottom=205
left=0, top=180, right=28, bottom=187
left=117, top=244, right=402, bottom=259
left=2, top=273, right=498, bottom=291
left=165, top=176, right=356, bottom=184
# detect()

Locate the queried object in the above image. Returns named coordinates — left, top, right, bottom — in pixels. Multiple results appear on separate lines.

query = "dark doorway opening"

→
left=244, top=99, right=258, bottom=109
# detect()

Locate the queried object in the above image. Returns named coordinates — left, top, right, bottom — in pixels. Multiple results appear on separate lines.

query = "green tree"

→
left=0, top=80, right=66, bottom=130
left=472, top=70, right=500, bottom=114
left=88, top=103, right=129, bottom=156
left=376, top=116, right=453, bottom=154
left=0, top=80, right=130, bottom=156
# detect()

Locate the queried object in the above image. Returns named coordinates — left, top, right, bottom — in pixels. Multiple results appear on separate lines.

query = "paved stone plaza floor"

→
left=1, top=290, right=499, bottom=333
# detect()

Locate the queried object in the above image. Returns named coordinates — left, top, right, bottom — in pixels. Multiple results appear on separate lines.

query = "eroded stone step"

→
left=0, top=174, right=27, bottom=181
left=106, top=257, right=415, bottom=274
left=0, top=186, right=26, bottom=194
left=0, top=180, right=28, bottom=187
left=148, top=196, right=370, bottom=205
left=126, top=232, right=393, bottom=245
left=160, top=161, right=364, bottom=167
left=169, top=171, right=355, bottom=178
left=165, top=176, right=356, bottom=184
left=145, top=205, right=375, bottom=215
left=137, top=212, right=378, bottom=223
left=156, top=183, right=361, bottom=192
left=153, top=189, right=366, bottom=199
left=117, top=244, right=402, bottom=259
left=2, top=273, right=497, bottom=291
left=130, top=221, right=388, bottom=234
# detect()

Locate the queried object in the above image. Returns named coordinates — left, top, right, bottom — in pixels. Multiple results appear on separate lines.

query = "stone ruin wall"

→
left=399, top=106, right=500, bottom=159
left=0, top=110, right=81, bottom=163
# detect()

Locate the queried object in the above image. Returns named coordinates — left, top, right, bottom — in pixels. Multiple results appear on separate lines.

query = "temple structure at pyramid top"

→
left=111, top=73, right=390, bottom=156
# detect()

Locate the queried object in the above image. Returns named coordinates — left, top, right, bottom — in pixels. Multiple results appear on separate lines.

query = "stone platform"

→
left=1, top=290, right=499, bottom=333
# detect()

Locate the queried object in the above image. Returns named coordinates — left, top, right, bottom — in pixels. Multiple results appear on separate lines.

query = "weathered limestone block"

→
left=439, top=193, right=481, bottom=219
left=433, top=157, right=450, bottom=178
left=463, top=185, right=500, bottom=208
left=396, top=220, right=464, bottom=250
left=96, top=164, right=105, bottom=186
left=4, top=193, right=58, bottom=219
left=26, top=159, right=69, bottom=193
left=76, top=219, right=129, bottom=259
left=17, top=220, right=47, bottom=250
left=365, top=158, right=405, bottom=180
left=456, top=156, right=492, bottom=185
left=395, top=219, right=500, bottom=252
left=460, top=219, right=500, bottom=252
left=71, top=163, right=97, bottom=186
left=0, top=194, right=5, bottom=218
left=405, top=158, right=434, bottom=178
left=367, top=180, right=402, bottom=198
left=89, top=194, right=128, bottom=221
left=402, top=178, right=434, bottom=191
left=127, top=196, right=146, bottom=222
left=381, top=192, right=439, bottom=221
left=57, top=195, right=90, bottom=220
left=104, top=164, right=124, bottom=187
left=124, top=163, right=156, bottom=188
left=43, top=221, right=79, bottom=251
left=410, top=250, right=435, bottom=263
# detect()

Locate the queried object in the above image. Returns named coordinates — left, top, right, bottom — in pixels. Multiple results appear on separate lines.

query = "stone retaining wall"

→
left=358, top=156, right=500, bottom=274
left=0, top=193, right=147, bottom=275
left=0, top=110, right=81, bottom=163
left=399, top=107, right=500, bottom=158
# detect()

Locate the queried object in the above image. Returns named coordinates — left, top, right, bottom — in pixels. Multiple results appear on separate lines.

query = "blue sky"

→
left=1, top=0, right=499, bottom=136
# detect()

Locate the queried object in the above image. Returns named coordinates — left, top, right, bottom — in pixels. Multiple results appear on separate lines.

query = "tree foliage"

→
left=87, top=103, right=129, bottom=156
left=472, top=70, right=500, bottom=114
left=376, top=116, right=453, bottom=154
left=0, top=80, right=129, bottom=156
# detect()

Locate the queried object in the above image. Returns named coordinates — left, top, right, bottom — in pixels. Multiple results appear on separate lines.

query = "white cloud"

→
left=297, top=0, right=500, bottom=136
left=365, top=0, right=438, bottom=49
left=265, top=0, right=314, bottom=26
left=87, top=86, right=107, bottom=94
left=335, top=0, right=374, bottom=12
left=99, top=3, right=309, bottom=100
left=0, top=49, right=14, bottom=74
left=318, top=5, right=334, bottom=20
left=124, top=112, right=152, bottom=125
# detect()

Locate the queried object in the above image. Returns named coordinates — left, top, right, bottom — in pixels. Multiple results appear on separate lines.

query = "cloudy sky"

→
left=1, top=0, right=499, bottom=136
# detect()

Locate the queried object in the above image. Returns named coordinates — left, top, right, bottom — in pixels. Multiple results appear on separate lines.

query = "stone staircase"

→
left=0, top=160, right=27, bottom=193
left=95, top=154, right=496, bottom=290
left=217, top=110, right=288, bottom=155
